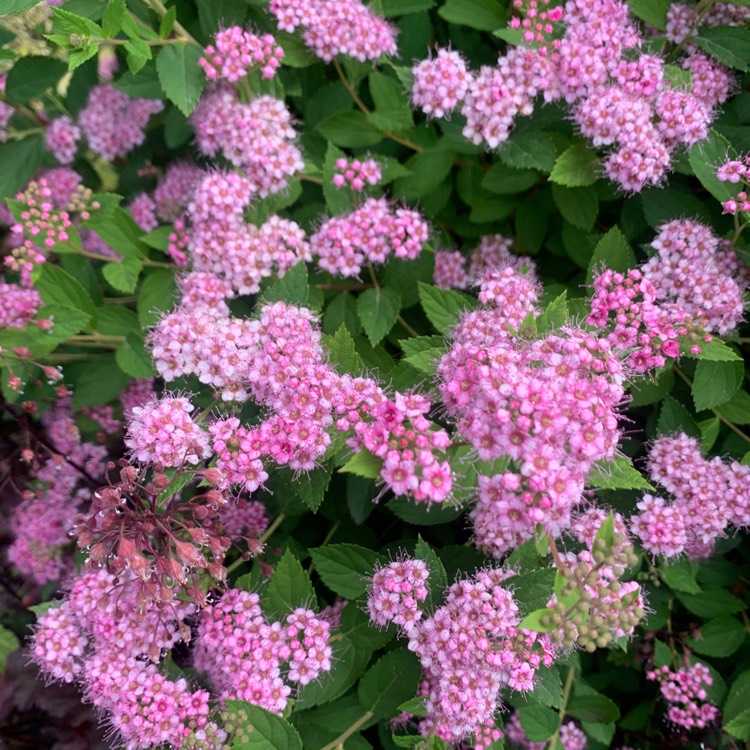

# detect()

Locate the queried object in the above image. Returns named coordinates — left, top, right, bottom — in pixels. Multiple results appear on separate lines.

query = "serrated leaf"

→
left=340, top=600, right=395, bottom=650
left=116, top=334, right=156, bottom=378
left=418, top=282, right=477, bottom=334
left=261, top=262, right=309, bottom=307
left=497, top=131, right=557, bottom=172
left=339, top=448, right=382, bottom=480
left=586, top=226, right=635, bottom=284
left=657, top=395, right=700, bottom=437
left=102, top=0, right=126, bottom=37
left=358, top=649, right=422, bottom=718
left=414, top=535, right=448, bottom=610
left=310, top=544, right=381, bottom=600
left=0, top=0, right=42, bottom=12
left=688, top=130, right=736, bottom=203
left=567, top=694, right=620, bottom=724
left=660, top=559, right=701, bottom=594
left=692, top=359, right=744, bottom=411
left=518, top=705, right=559, bottom=742
left=138, top=269, right=176, bottom=326
left=292, top=465, right=331, bottom=512
left=725, top=670, right=750, bottom=738
left=155, top=43, right=205, bottom=117
left=357, top=287, right=401, bottom=346
left=103, top=258, right=143, bottom=293
left=5, top=56, right=67, bottom=103
left=34, top=263, right=96, bottom=316
left=505, top=568, right=556, bottom=616
left=550, top=144, right=600, bottom=187
left=695, top=26, right=750, bottom=72
left=587, top=456, right=653, bottom=491
left=317, top=111, right=384, bottom=148
left=685, top=616, right=746, bottom=658
left=536, top=291, right=568, bottom=334
left=518, top=607, right=557, bottom=632
left=263, top=549, right=316, bottom=620
left=225, top=700, right=303, bottom=750
left=438, top=0, right=506, bottom=30
left=686, top=338, right=741, bottom=361
left=387, top=497, right=464, bottom=526
left=325, top=324, right=365, bottom=375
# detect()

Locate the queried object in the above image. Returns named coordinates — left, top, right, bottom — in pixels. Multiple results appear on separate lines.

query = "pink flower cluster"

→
left=193, top=589, right=332, bottom=714
left=124, top=395, right=212, bottom=468
left=129, top=192, right=158, bottom=232
left=438, top=274, right=624, bottom=555
left=717, top=155, right=750, bottom=215
left=631, top=433, right=750, bottom=559
left=269, top=0, right=397, bottom=62
left=219, top=497, right=269, bottom=543
left=403, top=567, right=553, bottom=743
left=505, top=712, right=587, bottom=750
left=0, top=281, right=40, bottom=329
left=31, top=570, right=224, bottom=749
left=433, top=234, right=536, bottom=290
left=332, top=156, right=381, bottom=191
left=79, top=85, right=164, bottom=160
left=45, top=116, right=81, bottom=164
left=192, top=87, right=303, bottom=197
left=647, top=663, right=719, bottom=730
left=666, top=2, right=750, bottom=46
left=120, top=378, right=155, bottom=415
left=367, top=558, right=429, bottom=628
left=186, top=172, right=311, bottom=294
left=153, top=162, right=203, bottom=222
left=311, top=197, right=428, bottom=277
left=199, top=26, right=284, bottom=82
left=411, top=48, right=471, bottom=119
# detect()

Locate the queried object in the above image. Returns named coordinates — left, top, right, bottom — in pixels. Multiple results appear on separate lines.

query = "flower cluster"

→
left=311, top=197, right=428, bottom=277
left=411, top=48, right=471, bottom=119
left=199, top=26, right=284, bottom=82
left=332, top=157, right=381, bottom=191
left=0, top=281, right=40, bottom=329
left=647, top=663, right=719, bottom=730
left=44, top=116, right=81, bottom=164
left=30, top=570, right=224, bottom=749
left=191, top=87, right=303, bottom=196
left=269, top=0, right=398, bottom=62
left=78, top=84, right=164, bottom=161
left=367, top=557, right=429, bottom=628
left=505, top=712, right=587, bottom=750
left=666, top=2, right=750, bottom=46
left=193, top=589, right=332, bottom=714
left=438, top=276, right=625, bottom=555
left=717, top=155, right=750, bottom=215
left=631, top=433, right=750, bottom=559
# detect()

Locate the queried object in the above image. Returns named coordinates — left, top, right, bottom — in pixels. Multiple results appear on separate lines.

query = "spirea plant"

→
left=0, top=0, right=749, bottom=748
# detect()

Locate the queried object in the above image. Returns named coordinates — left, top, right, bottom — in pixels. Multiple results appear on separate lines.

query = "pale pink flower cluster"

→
left=44, top=116, right=81, bottom=164
left=79, top=84, right=163, bottom=160
left=311, top=197, right=428, bottom=278
left=219, top=498, right=268, bottom=542
left=632, top=433, right=750, bottom=559
left=402, top=567, right=553, bottom=743
left=120, top=378, right=155, bottom=415
left=666, top=2, right=750, bottom=46
left=31, top=570, right=223, bottom=750
left=433, top=234, right=536, bottom=290
left=193, top=589, right=332, bottom=714
left=506, top=712, right=586, bottom=750
left=186, top=172, right=311, bottom=294
left=192, top=87, right=303, bottom=196
left=411, top=48, right=471, bottom=119
left=199, top=26, right=284, bottom=82
left=332, top=156, right=381, bottom=191
left=645, top=219, right=746, bottom=335
left=647, top=663, right=719, bottom=730
left=153, top=162, right=203, bottom=222
left=438, top=273, right=624, bottom=555
left=124, top=395, right=212, bottom=468
left=0, top=282, right=40, bottom=328
left=269, top=0, right=397, bottom=62
left=717, top=155, right=750, bottom=215
left=367, top=558, right=429, bottom=628
left=129, top=192, right=158, bottom=232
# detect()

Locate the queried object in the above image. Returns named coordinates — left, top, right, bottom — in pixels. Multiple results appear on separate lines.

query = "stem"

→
left=673, top=366, right=750, bottom=445
left=299, top=173, right=324, bottom=185
left=548, top=666, right=576, bottom=750
left=69, top=334, right=125, bottom=343
left=547, top=532, right=569, bottom=577
left=226, top=513, right=287, bottom=575
left=319, top=711, right=375, bottom=750
left=396, top=314, right=420, bottom=338
left=141, top=0, right=199, bottom=46
left=366, top=263, right=380, bottom=289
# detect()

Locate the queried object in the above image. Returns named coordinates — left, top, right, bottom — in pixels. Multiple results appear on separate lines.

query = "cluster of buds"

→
left=74, top=460, right=233, bottom=606
left=332, top=157, right=381, bottom=191
left=717, top=156, right=750, bottom=215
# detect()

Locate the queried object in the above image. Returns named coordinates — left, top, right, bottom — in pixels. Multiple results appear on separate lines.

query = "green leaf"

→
left=551, top=185, right=598, bottom=230
left=660, top=559, right=701, bottom=594
left=414, top=535, right=448, bottom=610
left=567, top=694, right=620, bottom=724
left=688, top=130, right=736, bottom=203
left=692, top=359, right=744, bottom=411
left=0, top=0, right=41, bottom=12
left=695, top=26, right=750, bottom=72
left=518, top=705, right=559, bottom=742
left=626, top=0, right=669, bottom=30
left=340, top=600, right=395, bottom=650
left=339, top=448, right=382, bottom=480
left=291, top=465, right=331, bottom=512
left=36, top=304, right=90, bottom=348
left=358, top=649, right=422, bottom=718
left=481, top=164, right=539, bottom=195
left=155, top=43, right=205, bottom=117
left=138, top=269, right=176, bottom=326
left=677, top=587, right=745, bottom=618
left=716, top=389, right=750, bottom=425
left=397, top=696, right=429, bottom=717
left=115, top=66, right=163, bottom=99
left=124, top=39, right=152, bottom=73
left=261, top=262, right=309, bottom=307
left=309, top=544, right=381, bottom=600
left=387, top=497, right=464, bottom=526
left=325, top=325, right=365, bottom=376
left=505, top=568, right=556, bottom=616
left=530, top=666, right=564, bottom=709
left=550, top=144, right=600, bottom=187
left=497, top=131, right=557, bottom=172
left=586, top=226, right=636, bottom=284
left=587, top=456, right=653, bottom=491
left=263, top=549, right=316, bottom=620
left=657, top=395, right=700, bottom=437
left=159, top=5, right=176, bottom=38
left=685, top=616, right=746, bottom=658
left=34, top=263, right=96, bottom=317
left=0, top=624, right=20, bottom=673
left=536, top=292, right=568, bottom=334
left=418, top=282, right=478, bottom=334
left=116, top=334, right=156, bottom=378
left=368, top=71, right=413, bottom=131
left=322, top=143, right=356, bottom=216
left=725, top=709, right=750, bottom=742
left=69, top=355, right=130, bottom=406
left=317, top=111, right=384, bottom=148
left=103, top=258, right=143, bottom=293
left=725, top=671, right=750, bottom=740
left=685, top=338, right=741, bottom=361
left=518, top=608, right=557, bottom=633
left=393, top=150, right=453, bottom=201
left=0, top=135, right=46, bottom=202
left=68, top=43, right=99, bottom=71
left=225, top=700, right=303, bottom=750
left=357, top=287, right=401, bottom=346
left=438, top=0, right=506, bottom=30
left=51, top=7, right=103, bottom=36
left=101, top=0, right=126, bottom=37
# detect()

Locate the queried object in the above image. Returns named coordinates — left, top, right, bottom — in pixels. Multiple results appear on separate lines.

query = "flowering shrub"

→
left=0, top=0, right=750, bottom=749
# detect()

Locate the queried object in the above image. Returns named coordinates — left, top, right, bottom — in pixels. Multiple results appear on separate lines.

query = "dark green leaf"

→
left=317, top=111, right=384, bottom=148
left=481, top=164, right=539, bottom=195
left=418, top=282, right=478, bottom=334
left=497, top=131, right=557, bottom=172
left=688, top=130, right=736, bottom=203
left=0, top=135, right=45, bottom=202
left=387, top=497, right=464, bottom=525
left=325, top=325, right=365, bottom=376
left=438, top=0, right=506, bottom=30
left=414, top=535, right=448, bottom=610
left=567, top=694, right=620, bottom=724
left=695, top=26, right=750, bottom=72
left=685, top=616, right=746, bottom=658
left=358, top=649, right=422, bottom=718
left=660, top=559, right=701, bottom=594
left=692, top=359, right=744, bottom=411
left=357, top=287, right=401, bottom=346
left=505, top=568, right=556, bottom=616
left=586, top=226, right=636, bottom=284
left=263, top=549, right=316, bottom=620
left=34, top=263, right=96, bottom=317
left=551, top=185, right=598, bottom=230
left=70, top=356, right=130, bottom=406
left=261, top=262, right=309, bottom=306
left=550, top=144, right=600, bottom=187
left=116, top=334, right=156, bottom=378
left=393, top=150, right=453, bottom=201
left=518, top=705, right=559, bottom=741
left=627, top=0, right=669, bottom=30
left=340, top=600, right=396, bottom=650
left=657, top=395, right=700, bottom=437
left=309, top=544, right=381, bottom=600
left=0, top=625, right=20, bottom=672
left=138, top=269, right=176, bottom=326
left=155, top=43, right=205, bottom=117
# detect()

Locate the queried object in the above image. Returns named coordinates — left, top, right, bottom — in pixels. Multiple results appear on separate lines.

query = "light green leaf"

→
left=317, top=111, right=384, bottom=148
left=685, top=616, right=746, bottom=658
left=587, top=456, right=653, bottom=491
left=34, top=263, right=96, bottom=317
left=263, top=549, right=316, bottom=620
left=438, top=0, right=506, bottom=30
left=102, top=257, right=143, bottom=293
left=627, top=0, right=669, bottom=30
left=688, top=130, right=736, bottom=203
left=586, top=226, right=636, bottom=284
left=417, top=282, right=478, bottom=334
left=116, top=334, right=157, bottom=378
left=550, top=144, right=600, bottom=187
left=0, top=625, right=20, bottom=673
left=357, top=287, right=401, bottom=346
left=339, top=448, right=382, bottom=480
left=518, top=705, right=559, bottom=742
left=325, top=324, right=365, bottom=376
left=225, top=700, right=303, bottom=750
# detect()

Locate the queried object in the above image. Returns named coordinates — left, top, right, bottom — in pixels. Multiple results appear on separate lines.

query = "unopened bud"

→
left=12, top=347, right=31, bottom=357
left=200, top=468, right=224, bottom=485
left=153, top=473, right=170, bottom=489
left=34, top=318, right=53, bottom=331
left=41, top=365, right=63, bottom=382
